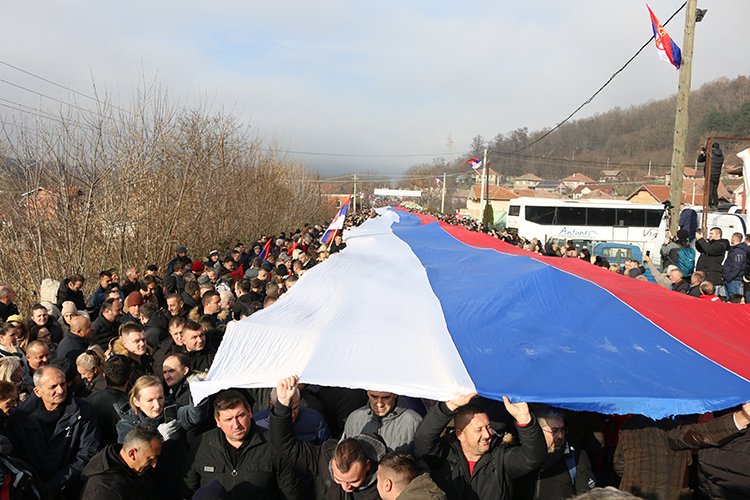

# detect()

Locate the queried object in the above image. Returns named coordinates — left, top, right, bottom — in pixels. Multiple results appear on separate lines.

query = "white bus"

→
left=506, top=197, right=668, bottom=258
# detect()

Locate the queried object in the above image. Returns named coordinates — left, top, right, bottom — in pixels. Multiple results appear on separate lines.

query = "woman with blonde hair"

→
left=75, top=347, right=106, bottom=397
left=116, top=375, right=207, bottom=499
left=0, top=357, right=22, bottom=388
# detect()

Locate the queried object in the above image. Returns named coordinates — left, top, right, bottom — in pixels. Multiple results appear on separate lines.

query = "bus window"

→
left=646, top=209, right=664, bottom=227
left=526, top=206, right=555, bottom=225
left=556, top=207, right=586, bottom=225
left=586, top=208, right=616, bottom=226
left=616, top=208, right=645, bottom=227
left=508, top=205, right=520, bottom=217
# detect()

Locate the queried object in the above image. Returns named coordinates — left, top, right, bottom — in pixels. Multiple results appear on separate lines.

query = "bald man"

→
left=55, top=316, right=93, bottom=379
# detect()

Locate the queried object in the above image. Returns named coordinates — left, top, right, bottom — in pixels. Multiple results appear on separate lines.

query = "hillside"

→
left=487, top=75, right=750, bottom=179
left=406, top=75, right=750, bottom=183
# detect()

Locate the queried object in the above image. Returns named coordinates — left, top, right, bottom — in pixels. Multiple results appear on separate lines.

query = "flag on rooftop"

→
left=647, top=4, right=682, bottom=70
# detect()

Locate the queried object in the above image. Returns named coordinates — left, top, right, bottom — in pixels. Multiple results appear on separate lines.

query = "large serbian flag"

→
left=320, top=195, right=352, bottom=245
left=647, top=4, right=682, bottom=70
left=192, top=208, right=750, bottom=418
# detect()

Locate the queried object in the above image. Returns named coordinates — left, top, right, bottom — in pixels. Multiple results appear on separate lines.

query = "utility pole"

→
left=353, top=174, right=357, bottom=212
left=483, top=147, right=489, bottom=209
left=479, top=149, right=487, bottom=214
left=441, top=172, right=446, bottom=213
left=668, top=0, right=698, bottom=234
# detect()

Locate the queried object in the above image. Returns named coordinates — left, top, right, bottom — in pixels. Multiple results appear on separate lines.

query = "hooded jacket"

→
left=80, top=443, right=158, bottom=500
left=397, top=473, right=447, bottom=500
left=342, top=404, right=422, bottom=454
left=108, top=336, right=154, bottom=380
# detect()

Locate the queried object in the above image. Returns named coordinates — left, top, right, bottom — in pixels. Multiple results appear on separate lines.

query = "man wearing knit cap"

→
left=190, top=261, right=205, bottom=276
left=120, top=291, right=144, bottom=325
left=166, top=245, right=191, bottom=276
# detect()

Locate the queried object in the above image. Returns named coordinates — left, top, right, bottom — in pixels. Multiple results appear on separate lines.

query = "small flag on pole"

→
left=259, top=238, right=272, bottom=260
left=467, top=158, right=482, bottom=170
left=321, top=195, right=352, bottom=245
left=647, top=4, right=682, bottom=70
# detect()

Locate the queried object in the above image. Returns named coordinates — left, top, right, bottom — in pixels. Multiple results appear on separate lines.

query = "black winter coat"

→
left=153, top=338, right=185, bottom=379
left=91, top=314, right=119, bottom=349
left=513, top=444, right=595, bottom=500
left=116, top=405, right=197, bottom=500
left=723, top=242, right=749, bottom=283
left=270, top=402, right=385, bottom=500
left=696, top=237, right=730, bottom=286
left=413, top=402, right=547, bottom=500
left=56, top=278, right=86, bottom=311
left=7, top=394, right=100, bottom=498
left=698, top=429, right=750, bottom=500
left=80, top=443, right=158, bottom=500
left=86, top=387, right=129, bottom=446
left=182, top=426, right=300, bottom=499
left=55, top=332, right=90, bottom=379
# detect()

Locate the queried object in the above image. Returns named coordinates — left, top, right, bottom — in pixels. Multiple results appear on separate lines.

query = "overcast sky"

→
left=1, top=1, right=747, bottom=174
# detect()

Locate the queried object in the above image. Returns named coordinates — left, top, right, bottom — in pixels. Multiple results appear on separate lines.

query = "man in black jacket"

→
left=182, top=389, right=300, bottom=499
left=695, top=227, right=730, bottom=289
left=56, top=274, right=86, bottom=311
left=91, top=297, right=123, bottom=348
left=80, top=422, right=162, bottom=500
left=272, top=376, right=385, bottom=500
left=698, top=142, right=724, bottom=208
left=722, top=232, right=749, bottom=300
left=413, top=393, right=546, bottom=500
left=55, top=316, right=93, bottom=378
left=87, top=355, right=132, bottom=446
left=513, top=406, right=595, bottom=500
left=6, top=365, right=100, bottom=499
left=182, top=320, right=215, bottom=374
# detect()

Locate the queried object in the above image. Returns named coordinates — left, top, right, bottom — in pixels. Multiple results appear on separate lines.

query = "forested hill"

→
left=409, top=75, right=750, bottom=182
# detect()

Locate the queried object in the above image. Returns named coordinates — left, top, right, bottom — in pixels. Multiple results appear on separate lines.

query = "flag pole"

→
left=668, top=0, right=698, bottom=234
left=441, top=172, right=446, bottom=213
left=479, top=147, right=487, bottom=216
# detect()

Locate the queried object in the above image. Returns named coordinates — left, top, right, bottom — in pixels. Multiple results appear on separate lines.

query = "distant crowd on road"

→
left=426, top=204, right=750, bottom=304
left=0, top=206, right=747, bottom=500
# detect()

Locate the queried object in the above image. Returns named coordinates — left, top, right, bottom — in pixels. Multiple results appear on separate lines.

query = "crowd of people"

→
left=425, top=205, right=750, bottom=304
left=0, top=207, right=746, bottom=500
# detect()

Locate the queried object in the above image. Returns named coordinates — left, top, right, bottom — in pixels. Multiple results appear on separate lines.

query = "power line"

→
left=493, top=150, right=672, bottom=170
left=277, top=148, right=468, bottom=158
left=0, top=58, right=136, bottom=117
left=0, top=77, right=110, bottom=120
left=506, top=2, right=687, bottom=154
